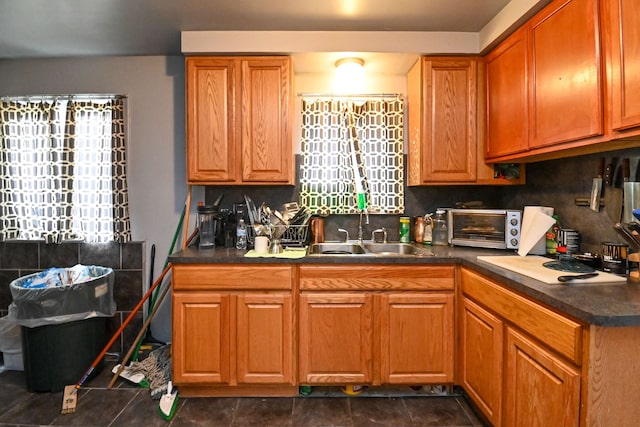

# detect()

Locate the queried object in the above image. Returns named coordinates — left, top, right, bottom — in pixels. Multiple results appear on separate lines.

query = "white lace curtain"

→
left=0, top=97, right=131, bottom=243
left=299, top=97, right=405, bottom=215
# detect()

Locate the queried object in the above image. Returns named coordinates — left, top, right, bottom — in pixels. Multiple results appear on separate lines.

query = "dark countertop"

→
left=169, top=245, right=640, bottom=327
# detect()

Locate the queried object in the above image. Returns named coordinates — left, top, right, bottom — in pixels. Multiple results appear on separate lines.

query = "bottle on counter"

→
left=422, top=214, right=434, bottom=245
left=399, top=216, right=410, bottom=243
left=545, top=215, right=560, bottom=255
left=414, top=216, right=426, bottom=244
left=236, top=218, right=248, bottom=250
left=431, top=209, right=448, bottom=246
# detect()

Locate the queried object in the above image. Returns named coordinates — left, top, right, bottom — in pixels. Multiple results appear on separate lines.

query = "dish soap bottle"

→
left=431, top=209, right=448, bottom=246
left=236, top=218, right=248, bottom=250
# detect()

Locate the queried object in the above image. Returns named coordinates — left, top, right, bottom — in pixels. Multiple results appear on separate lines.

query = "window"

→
left=299, top=97, right=405, bottom=215
left=0, top=96, right=131, bottom=243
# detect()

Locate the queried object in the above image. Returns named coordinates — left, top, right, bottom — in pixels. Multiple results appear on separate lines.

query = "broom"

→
left=61, top=227, right=198, bottom=415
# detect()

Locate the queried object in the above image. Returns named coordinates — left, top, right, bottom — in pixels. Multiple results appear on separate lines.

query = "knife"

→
left=621, top=158, right=631, bottom=223
left=604, top=160, right=615, bottom=222
left=609, top=159, right=624, bottom=223
left=623, top=160, right=640, bottom=223
left=590, top=157, right=605, bottom=212
left=557, top=272, right=599, bottom=282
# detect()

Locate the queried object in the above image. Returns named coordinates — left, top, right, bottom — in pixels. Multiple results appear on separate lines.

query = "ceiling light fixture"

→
left=334, top=57, right=365, bottom=94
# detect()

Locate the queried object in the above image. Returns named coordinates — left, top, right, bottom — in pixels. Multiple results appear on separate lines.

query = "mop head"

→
left=158, top=381, right=179, bottom=421
left=128, top=344, right=172, bottom=399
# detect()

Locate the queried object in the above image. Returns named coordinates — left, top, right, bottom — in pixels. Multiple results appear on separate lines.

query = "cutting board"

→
left=477, top=255, right=627, bottom=284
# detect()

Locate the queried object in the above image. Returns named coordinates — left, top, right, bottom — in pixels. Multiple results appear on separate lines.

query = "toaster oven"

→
left=447, top=209, right=521, bottom=250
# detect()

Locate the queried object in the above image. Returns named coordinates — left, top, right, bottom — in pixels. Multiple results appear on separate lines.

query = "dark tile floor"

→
left=0, top=360, right=487, bottom=427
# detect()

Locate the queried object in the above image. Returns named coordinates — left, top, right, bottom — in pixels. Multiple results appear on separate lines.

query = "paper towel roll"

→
left=518, top=206, right=555, bottom=256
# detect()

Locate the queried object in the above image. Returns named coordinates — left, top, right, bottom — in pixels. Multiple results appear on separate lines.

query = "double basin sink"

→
left=307, top=242, right=435, bottom=257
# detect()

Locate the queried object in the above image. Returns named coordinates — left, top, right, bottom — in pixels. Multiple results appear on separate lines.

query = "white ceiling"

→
left=0, top=0, right=550, bottom=74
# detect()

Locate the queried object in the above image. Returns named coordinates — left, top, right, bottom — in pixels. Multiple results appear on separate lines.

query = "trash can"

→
left=0, top=316, right=23, bottom=371
left=6, top=265, right=116, bottom=392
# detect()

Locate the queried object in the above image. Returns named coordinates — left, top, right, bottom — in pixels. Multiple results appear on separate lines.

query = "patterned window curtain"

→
left=299, top=97, right=404, bottom=215
left=0, top=97, right=131, bottom=243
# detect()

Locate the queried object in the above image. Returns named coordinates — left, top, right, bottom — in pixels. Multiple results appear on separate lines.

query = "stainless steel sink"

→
left=362, top=242, right=422, bottom=255
left=307, top=242, right=435, bottom=257
left=307, top=242, right=367, bottom=255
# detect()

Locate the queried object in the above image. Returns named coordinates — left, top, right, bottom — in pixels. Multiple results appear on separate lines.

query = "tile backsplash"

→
left=206, top=149, right=640, bottom=254
left=0, top=241, right=145, bottom=356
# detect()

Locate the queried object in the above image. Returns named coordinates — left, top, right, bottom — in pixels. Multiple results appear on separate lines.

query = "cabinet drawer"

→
left=460, top=268, right=582, bottom=364
left=173, top=264, right=293, bottom=291
left=299, top=265, right=454, bottom=291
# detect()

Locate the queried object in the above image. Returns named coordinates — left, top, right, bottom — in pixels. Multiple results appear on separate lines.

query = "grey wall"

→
left=0, top=55, right=203, bottom=342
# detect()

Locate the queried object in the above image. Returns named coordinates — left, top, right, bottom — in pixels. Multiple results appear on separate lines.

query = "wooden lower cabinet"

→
left=380, top=293, right=454, bottom=384
left=504, top=328, right=580, bottom=427
left=298, top=291, right=454, bottom=386
left=460, top=297, right=503, bottom=427
left=173, top=291, right=293, bottom=386
left=460, top=267, right=582, bottom=427
left=173, top=292, right=231, bottom=384
left=298, top=293, right=374, bottom=384
left=298, top=292, right=454, bottom=386
left=236, top=293, right=293, bottom=384
left=297, top=265, right=456, bottom=386
left=171, top=265, right=295, bottom=394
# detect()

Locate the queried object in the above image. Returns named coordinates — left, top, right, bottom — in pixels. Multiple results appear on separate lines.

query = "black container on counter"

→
left=601, top=242, right=628, bottom=275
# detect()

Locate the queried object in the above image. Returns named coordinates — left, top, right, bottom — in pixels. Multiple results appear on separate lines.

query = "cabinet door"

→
left=421, top=58, right=477, bottom=182
left=461, top=298, right=504, bottom=427
left=173, top=292, right=231, bottom=384
left=504, top=328, right=580, bottom=427
left=529, top=0, right=603, bottom=148
left=485, top=27, right=529, bottom=159
left=379, top=293, right=454, bottom=384
left=186, top=57, right=237, bottom=183
left=607, top=0, right=640, bottom=131
left=240, top=58, right=293, bottom=183
left=298, top=293, right=374, bottom=384
left=236, top=293, right=293, bottom=384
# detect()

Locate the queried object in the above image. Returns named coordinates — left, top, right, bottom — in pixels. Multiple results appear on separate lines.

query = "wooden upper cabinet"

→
left=528, top=0, right=603, bottom=149
left=186, top=56, right=293, bottom=185
left=485, top=26, right=529, bottom=158
left=186, top=57, right=236, bottom=182
left=410, top=57, right=525, bottom=185
left=408, top=57, right=477, bottom=184
left=606, top=0, right=640, bottom=132
left=240, top=58, right=293, bottom=183
left=482, top=0, right=640, bottom=162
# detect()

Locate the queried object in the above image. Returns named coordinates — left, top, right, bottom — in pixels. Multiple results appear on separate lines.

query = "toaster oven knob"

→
left=510, top=218, right=519, bottom=226
left=511, top=238, right=519, bottom=246
left=510, top=228, right=519, bottom=236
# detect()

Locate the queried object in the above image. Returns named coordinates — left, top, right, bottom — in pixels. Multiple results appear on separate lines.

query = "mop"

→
left=128, top=344, right=179, bottom=420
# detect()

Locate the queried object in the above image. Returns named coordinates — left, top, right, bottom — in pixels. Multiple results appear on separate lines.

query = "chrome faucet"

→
left=337, top=228, right=350, bottom=242
left=358, top=209, right=369, bottom=244
left=371, top=227, right=388, bottom=243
